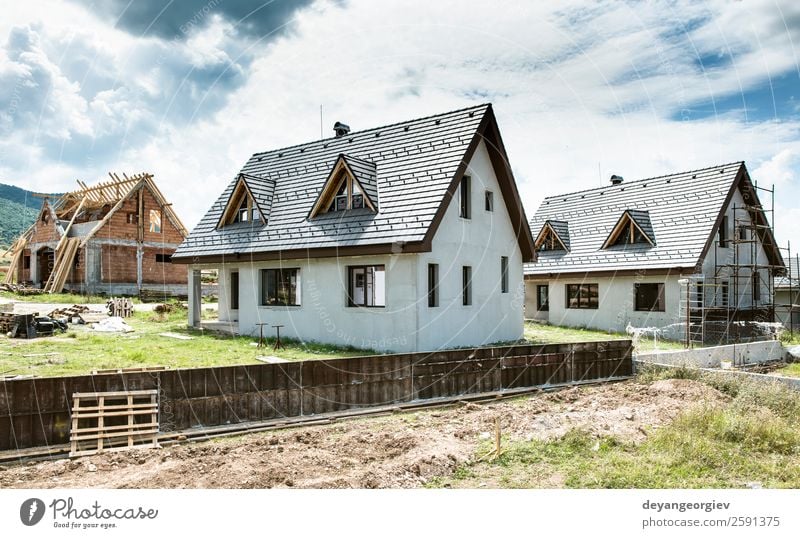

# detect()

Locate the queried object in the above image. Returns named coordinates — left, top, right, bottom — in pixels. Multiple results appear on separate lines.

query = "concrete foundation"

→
left=636, top=340, right=785, bottom=368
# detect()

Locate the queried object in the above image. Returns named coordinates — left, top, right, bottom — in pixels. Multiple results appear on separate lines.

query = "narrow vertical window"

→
left=718, top=215, right=729, bottom=248
left=537, top=285, right=549, bottom=311
left=485, top=190, right=494, bottom=212
left=427, top=263, right=439, bottom=307
left=500, top=256, right=509, bottom=293
left=462, top=266, right=472, bottom=306
left=459, top=176, right=471, bottom=219
left=149, top=209, right=162, bottom=233
left=230, top=271, right=239, bottom=310
left=752, top=272, right=760, bottom=302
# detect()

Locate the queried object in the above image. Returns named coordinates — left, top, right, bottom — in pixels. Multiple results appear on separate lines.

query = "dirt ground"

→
left=0, top=379, right=727, bottom=489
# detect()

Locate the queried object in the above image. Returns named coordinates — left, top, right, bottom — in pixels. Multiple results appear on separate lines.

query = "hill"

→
left=0, top=183, right=44, bottom=246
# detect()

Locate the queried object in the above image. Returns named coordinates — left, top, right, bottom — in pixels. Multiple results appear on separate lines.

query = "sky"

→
left=1, top=0, right=799, bottom=257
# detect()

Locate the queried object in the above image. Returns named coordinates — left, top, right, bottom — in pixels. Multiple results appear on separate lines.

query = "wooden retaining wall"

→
left=0, top=340, right=632, bottom=451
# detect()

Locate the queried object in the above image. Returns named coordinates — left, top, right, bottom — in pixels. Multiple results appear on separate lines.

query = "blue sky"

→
left=0, top=0, right=798, bottom=256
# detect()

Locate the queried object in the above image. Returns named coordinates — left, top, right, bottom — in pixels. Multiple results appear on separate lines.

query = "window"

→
left=635, top=283, right=665, bottom=312
left=752, top=272, right=760, bottom=302
left=462, top=266, right=472, bottom=305
left=23, top=255, right=30, bottom=270
left=149, top=209, right=162, bottom=233
left=459, top=176, right=471, bottom=219
left=500, top=256, right=509, bottom=293
left=261, top=268, right=300, bottom=306
left=566, top=283, right=599, bottom=309
left=720, top=281, right=729, bottom=307
left=718, top=216, right=729, bottom=248
left=738, top=225, right=748, bottom=241
left=127, top=212, right=138, bottom=224
left=352, top=193, right=364, bottom=209
left=155, top=253, right=172, bottom=263
left=485, top=190, right=494, bottom=212
left=536, top=225, right=567, bottom=252
left=537, top=284, right=549, bottom=311
left=230, top=271, right=240, bottom=310
left=427, top=263, right=439, bottom=307
left=347, top=265, right=385, bottom=307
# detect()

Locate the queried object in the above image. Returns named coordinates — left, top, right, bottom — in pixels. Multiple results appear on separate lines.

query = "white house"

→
left=524, top=162, right=785, bottom=344
left=173, top=104, right=535, bottom=352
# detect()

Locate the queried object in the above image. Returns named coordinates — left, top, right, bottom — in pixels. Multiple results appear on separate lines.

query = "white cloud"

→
left=0, top=0, right=798, bottom=252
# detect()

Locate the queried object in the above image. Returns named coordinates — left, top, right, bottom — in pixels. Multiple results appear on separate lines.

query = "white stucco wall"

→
left=526, top=274, right=686, bottom=339
left=700, top=188, right=772, bottom=308
left=186, top=140, right=525, bottom=353
left=416, top=139, right=525, bottom=350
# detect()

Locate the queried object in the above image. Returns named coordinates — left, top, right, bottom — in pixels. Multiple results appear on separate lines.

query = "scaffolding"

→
left=679, top=182, right=789, bottom=347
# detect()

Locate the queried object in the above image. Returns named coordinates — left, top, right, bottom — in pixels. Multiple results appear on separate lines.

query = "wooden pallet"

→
left=107, top=297, right=134, bottom=318
left=69, top=390, right=159, bottom=458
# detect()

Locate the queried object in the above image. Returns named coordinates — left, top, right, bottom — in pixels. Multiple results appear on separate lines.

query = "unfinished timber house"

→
left=173, top=104, right=535, bottom=352
left=3, top=173, right=189, bottom=296
left=524, top=162, right=786, bottom=345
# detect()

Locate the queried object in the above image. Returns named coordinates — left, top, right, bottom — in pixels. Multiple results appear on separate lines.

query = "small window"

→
left=155, top=253, right=172, bottom=263
left=347, top=265, right=385, bottom=307
left=718, top=216, right=729, bottom=248
left=427, top=263, right=439, bottom=307
left=41, top=211, right=49, bottom=224
left=261, top=268, right=300, bottom=306
left=566, top=283, right=598, bottom=309
left=352, top=194, right=364, bottom=209
left=752, top=272, right=760, bottom=302
left=23, top=255, right=30, bottom=269
left=459, top=176, right=471, bottom=219
left=485, top=191, right=494, bottom=212
left=500, top=256, right=509, bottom=293
left=537, top=284, right=549, bottom=311
left=230, top=271, right=240, bottom=310
left=635, top=283, right=665, bottom=312
left=126, top=212, right=138, bottom=224
left=462, top=266, right=472, bottom=306
left=149, top=209, right=162, bottom=233
left=738, top=225, right=748, bottom=241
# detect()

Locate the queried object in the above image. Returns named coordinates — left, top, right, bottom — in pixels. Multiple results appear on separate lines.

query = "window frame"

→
left=565, top=283, right=599, bottom=309
left=536, top=284, right=549, bottom=311
left=459, top=176, right=471, bottom=219
left=346, top=265, right=386, bottom=308
left=634, top=283, right=665, bottom=312
left=149, top=209, right=162, bottom=234
left=427, top=263, right=439, bottom=308
left=462, top=265, right=472, bottom=306
left=260, top=268, right=301, bottom=307
left=230, top=271, right=240, bottom=310
left=718, top=215, right=729, bottom=248
left=485, top=190, right=494, bottom=212
left=500, top=256, right=509, bottom=293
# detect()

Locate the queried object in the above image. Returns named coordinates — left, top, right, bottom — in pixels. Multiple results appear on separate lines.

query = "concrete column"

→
left=189, top=269, right=201, bottom=327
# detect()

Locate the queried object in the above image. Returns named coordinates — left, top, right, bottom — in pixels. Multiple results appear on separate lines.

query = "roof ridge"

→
left=541, top=161, right=745, bottom=201
left=251, top=103, right=490, bottom=158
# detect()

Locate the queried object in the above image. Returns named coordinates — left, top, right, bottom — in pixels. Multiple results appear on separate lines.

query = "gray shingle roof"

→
left=525, top=162, right=745, bottom=275
left=173, top=104, right=490, bottom=259
left=627, top=210, right=655, bottom=243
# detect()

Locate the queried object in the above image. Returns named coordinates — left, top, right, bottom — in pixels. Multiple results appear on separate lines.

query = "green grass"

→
left=776, top=363, right=800, bottom=378
left=427, top=368, right=800, bottom=488
left=0, top=309, right=372, bottom=377
left=524, top=321, right=685, bottom=352
left=0, top=290, right=143, bottom=304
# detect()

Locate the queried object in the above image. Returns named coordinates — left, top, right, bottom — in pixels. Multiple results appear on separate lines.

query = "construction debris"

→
left=107, top=297, right=134, bottom=318
left=1, top=313, right=66, bottom=338
left=92, top=317, right=134, bottom=333
left=47, top=304, right=90, bottom=320
left=0, top=283, right=43, bottom=295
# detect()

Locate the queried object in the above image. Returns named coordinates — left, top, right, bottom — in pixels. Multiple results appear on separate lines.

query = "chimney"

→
left=333, top=121, right=350, bottom=137
left=610, top=174, right=624, bottom=186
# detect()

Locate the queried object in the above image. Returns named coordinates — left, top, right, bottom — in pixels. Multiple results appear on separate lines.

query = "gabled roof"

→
left=173, top=104, right=535, bottom=262
left=307, top=154, right=378, bottom=218
left=535, top=220, right=570, bottom=251
left=216, top=174, right=272, bottom=228
left=525, top=162, right=784, bottom=276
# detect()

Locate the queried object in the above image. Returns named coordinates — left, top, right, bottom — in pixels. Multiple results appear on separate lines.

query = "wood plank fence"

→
left=0, top=340, right=632, bottom=452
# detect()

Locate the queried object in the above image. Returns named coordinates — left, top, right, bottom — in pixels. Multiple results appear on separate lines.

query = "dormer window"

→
left=602, top=210, right=655, bottom=249
left=309, top=154, right=378, bottom=218
left=217, top=174, right=266, bottom=229
left=534, top=220, right=570, bottom=252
